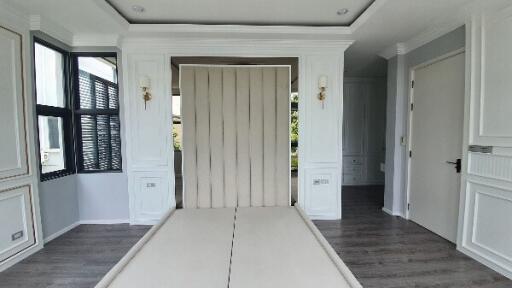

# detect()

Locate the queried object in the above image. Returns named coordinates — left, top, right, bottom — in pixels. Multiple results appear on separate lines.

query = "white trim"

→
left=128, top=23, right=352, bottom=36
left=79, top=219, right=130, bottom=225
left=44, top=222, right=80, bottom=243
left=72, top=34, right=121, bottom=47
left=379, top=12, right=466, bottom=59
left=29, top=15, right=74, bottom=46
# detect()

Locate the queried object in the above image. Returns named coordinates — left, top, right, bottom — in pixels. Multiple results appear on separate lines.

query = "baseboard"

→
left=44, top=222, right=80, bottom=243
left=382, top=207, right=404, bottom=217
left=458, top=245, right=512, bottom=280
left=78, top=219, right=130, bottom=225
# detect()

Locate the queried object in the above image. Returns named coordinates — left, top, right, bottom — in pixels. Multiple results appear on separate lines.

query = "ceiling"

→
left=106, top=0, right=374, bottom=26
left=1, top=0, right=478, bottom=77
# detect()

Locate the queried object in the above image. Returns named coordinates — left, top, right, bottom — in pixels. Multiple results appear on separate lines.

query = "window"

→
left=73, top=54, right=121, bottom=172
left=34, top=40, right=75, bottom=180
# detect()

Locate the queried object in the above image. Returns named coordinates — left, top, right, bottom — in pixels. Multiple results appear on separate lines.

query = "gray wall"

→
left=384, top=26, right=466, bottom=215
left=33, top=33, right=130, bottom=238
left=38, top=176, right=79, bottom=239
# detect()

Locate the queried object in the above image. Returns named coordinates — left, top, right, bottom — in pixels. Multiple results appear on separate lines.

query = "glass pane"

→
left=77, top=57, right=118, bottom=109
left=38, top=116, right=65, bottom=174
left=34, top=43, right=65, bottom=107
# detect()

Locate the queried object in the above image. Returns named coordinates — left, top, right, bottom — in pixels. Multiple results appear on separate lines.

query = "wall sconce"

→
left=318, top=75, right=328, bottom=109
left=139, top=75, right=152, bottom=110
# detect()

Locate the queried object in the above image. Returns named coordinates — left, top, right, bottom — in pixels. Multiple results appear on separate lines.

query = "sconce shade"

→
left=139, top=75, right=151, bottom=88
left=318, top=75, right=328, bottom=88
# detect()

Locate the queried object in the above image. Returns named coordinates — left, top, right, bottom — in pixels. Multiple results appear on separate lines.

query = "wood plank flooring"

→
left=0, top=224, right=149, bottom=288
left=0, top=185, right=510, bottom=287
left=314, top=185, right=512, bottom=288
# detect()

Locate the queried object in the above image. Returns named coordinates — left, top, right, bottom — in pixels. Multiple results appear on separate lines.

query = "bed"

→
left=95, top=206, right=362, bottom=288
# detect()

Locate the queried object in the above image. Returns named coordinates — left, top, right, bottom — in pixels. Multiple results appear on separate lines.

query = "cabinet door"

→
left=343, top=83, right=365, bottom=155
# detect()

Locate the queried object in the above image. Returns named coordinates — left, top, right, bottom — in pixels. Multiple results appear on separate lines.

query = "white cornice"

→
left=72, top=34, right=121, bottom=47
left=128, top=23, right=352, bottom=36
left=0, top=1, right=30, bottom=31
left=29, top=15, right=74, bottom=46
left=379, top=43, right=406, bottom=59
left=121, top=37, right=354, bottom=54
left=350, top=0, right=389, bottom=33
left=378, top=3, right=468, bottom=60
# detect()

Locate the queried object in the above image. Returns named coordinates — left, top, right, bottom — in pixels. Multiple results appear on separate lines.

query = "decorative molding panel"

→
left=127, top=54, right=171, bottom=168
left=0, top=26, right=28, bottom=180
left=303, top=167, right=340, bottom=220
left=462, top=181, right=512, bottom=278
left=131, top=171, right=170, bottom=225
left=469, top=7, right=512, bottom=146
left=468, top=152, right=512, bottom=183
left=304, top=55, right=342, bottom=164
left=0, top=185, right=35, bottom=263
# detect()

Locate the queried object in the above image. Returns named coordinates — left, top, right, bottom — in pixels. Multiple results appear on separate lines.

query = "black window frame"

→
left=71, top=52, right=122, bottom=174
left=33, top=37, right=76, bottom=181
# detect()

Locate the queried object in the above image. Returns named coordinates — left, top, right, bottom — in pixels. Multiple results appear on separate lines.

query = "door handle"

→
left=446, top=159, right=461, bottom=173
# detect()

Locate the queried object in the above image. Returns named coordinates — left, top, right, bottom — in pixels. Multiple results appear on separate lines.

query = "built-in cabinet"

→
left=0, top=23, right=43, bottom=272
left=343, top=79, right=386, bottom=185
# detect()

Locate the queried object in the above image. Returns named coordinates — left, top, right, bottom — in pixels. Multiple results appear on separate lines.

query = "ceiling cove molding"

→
left=29, top=15, right=74, bottom=46
left=379, top=7, right=467, bottom=60
left=99, top=0, right=388, bottom=37
left=378, top=43, right=406, bottom=59
left=72, top=34, right=121, bottom=47
left=91, top=0, right=130, bottom=30
left=349, top=0, right=389, bottom=32
left=128, top=23, right=352, bottom=36
left=0, top=1, right=30, bottom=30
left=121, top=37, right=354, bottom=53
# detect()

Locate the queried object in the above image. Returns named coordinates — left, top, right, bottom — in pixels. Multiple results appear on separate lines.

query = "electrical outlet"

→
left=313, top=179, right=329, bottom=185
left=11, top=230, right=23, bottom=241
left=146, top=183, right=156, bottom=188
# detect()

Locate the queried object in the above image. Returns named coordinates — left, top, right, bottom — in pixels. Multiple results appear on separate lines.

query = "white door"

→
left=408, top=52, right=465, bottom=243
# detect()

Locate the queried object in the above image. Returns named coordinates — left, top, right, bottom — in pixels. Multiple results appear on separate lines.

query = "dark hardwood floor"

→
left=0, top=225, right=149, bottom=288
left=315, top=185, right=512, bottom=288
left=1, top=185, right=510, bottom=287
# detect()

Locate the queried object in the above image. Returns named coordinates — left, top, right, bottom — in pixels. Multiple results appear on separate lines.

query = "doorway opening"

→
left=171, top=57, right=299, bottom=208
left=342, top=78, right=387, bottom=218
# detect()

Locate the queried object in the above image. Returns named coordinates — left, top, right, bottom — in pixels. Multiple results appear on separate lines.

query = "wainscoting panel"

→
left=0, top=185, right=35, bottom=263
left=468, top=152, right=512, bottom=183
left=463, top=181, right=512, bottom=275
left=132, top=171, right=170, bottom=224
left=303, top=167, right=340, bottom=219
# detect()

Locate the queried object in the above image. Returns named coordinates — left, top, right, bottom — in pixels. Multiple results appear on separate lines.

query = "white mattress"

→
left=96, top=206, right=361, bottom=288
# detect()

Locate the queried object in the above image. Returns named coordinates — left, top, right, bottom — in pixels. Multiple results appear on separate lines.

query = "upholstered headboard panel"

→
left=180, top=65, right=290, bottom=208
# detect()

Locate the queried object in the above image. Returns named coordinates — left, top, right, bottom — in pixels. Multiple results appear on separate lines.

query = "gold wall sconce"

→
left=139, top=75, right=152, bottom=110
left=318, top=75, right=328, bottom=109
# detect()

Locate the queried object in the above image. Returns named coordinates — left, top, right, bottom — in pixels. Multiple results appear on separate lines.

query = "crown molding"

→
left=0, top=1, right=30, bottom=31
left=378, top=43, right=406, bottom=59
left=72, top=34, right=121, bottom=47
left=29, top=15, right=74, bottom=46
left=350, top=0, right=389, bottom=33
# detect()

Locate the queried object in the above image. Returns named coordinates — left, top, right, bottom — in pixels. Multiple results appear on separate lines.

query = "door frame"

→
left=404, top=48, right=466, bottom=220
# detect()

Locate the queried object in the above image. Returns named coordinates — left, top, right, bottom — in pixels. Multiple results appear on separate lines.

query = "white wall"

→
left=457, top=4, right=512, bottom=279
left=122, top=38, right=351, bottom=222
left=0, top=2, right=44, bottom=272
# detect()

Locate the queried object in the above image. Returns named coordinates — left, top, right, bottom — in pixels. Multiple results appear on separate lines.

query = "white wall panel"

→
left=0, top=22, right=42, bottom=272
left=469, top=7, right=512, bottom=146
left=132, top=171, right=170, bottom=224
left=128, top=54, right=169, bottom=167
left=0, top=186, right=35, bottom=262
left=0, top=27, right=28, bottom=180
